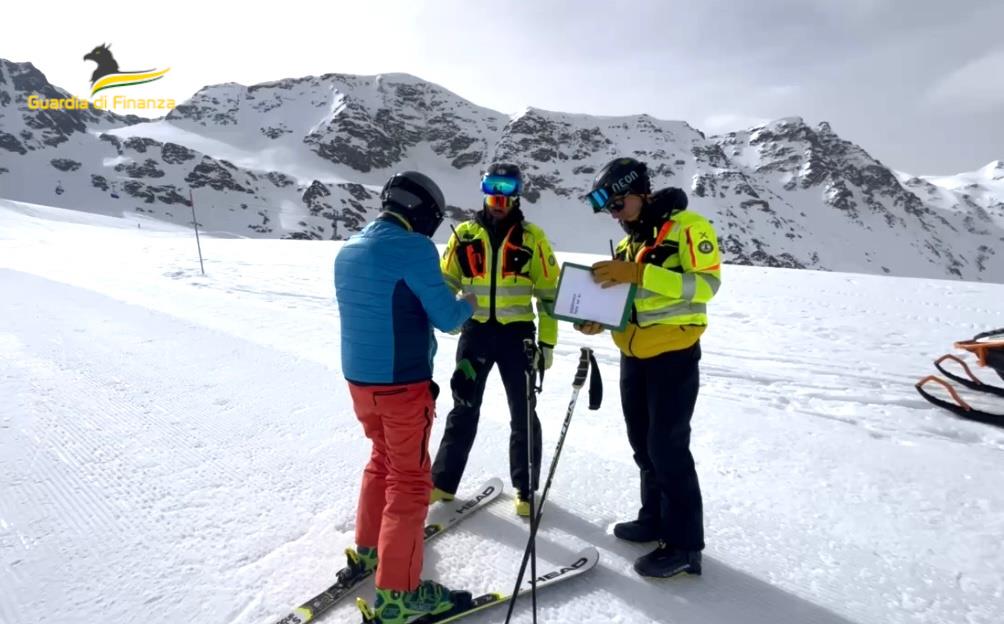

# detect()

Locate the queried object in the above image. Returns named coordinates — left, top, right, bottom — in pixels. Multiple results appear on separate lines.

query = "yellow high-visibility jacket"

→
left=612, top=208, right=722, bottom=358
left=442, top=217, right=559, bottom=346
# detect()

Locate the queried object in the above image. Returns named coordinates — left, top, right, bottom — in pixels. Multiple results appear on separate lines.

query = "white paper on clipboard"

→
left=552, top=263, right=635, bottom=329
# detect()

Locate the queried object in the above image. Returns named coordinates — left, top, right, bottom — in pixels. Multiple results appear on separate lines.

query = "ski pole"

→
left=504, top=347, right=593, bottom=624
left=522, top=338, right=540, bottom=623
left=531, top=347, right=593, bottom=524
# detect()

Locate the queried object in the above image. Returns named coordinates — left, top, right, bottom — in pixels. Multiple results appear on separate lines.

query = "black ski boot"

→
left=633, top=542, right=702, bottom=578
left=613, top=519, right=658, bottom=543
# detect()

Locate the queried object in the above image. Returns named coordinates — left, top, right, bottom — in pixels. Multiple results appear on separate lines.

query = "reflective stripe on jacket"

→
left=612, top=209, right=721, bottom=358
left=441, top=218, right=559, bottom=346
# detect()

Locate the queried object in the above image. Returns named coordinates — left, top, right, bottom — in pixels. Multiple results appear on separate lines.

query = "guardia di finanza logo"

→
left=84, top=43, right=170, bottom=96
left=26, top=43, right=175, bottom=111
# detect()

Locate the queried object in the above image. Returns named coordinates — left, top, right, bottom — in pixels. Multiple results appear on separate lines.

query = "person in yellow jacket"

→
left=577, top=156, right=721, bottom=578
left=429, top=162, right=559, bottom=516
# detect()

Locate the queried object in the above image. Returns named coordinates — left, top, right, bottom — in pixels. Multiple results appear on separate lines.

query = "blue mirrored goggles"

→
left=481, top=175, right=522, bottom=197
left=587, top=187, right=626, bottom=213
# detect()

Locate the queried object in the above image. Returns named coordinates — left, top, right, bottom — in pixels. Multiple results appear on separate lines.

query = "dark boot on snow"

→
left=633, top=542, right=702, bottom=578
left=613, top=519, right=659, bottom=543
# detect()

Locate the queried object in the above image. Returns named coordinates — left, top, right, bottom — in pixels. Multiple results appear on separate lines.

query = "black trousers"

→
left=431, top=320, right=542, bottom=498
left=620, top=342, right=704, bottom=550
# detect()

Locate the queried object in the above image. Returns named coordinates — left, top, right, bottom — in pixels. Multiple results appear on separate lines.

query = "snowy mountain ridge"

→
left=1, top=58, right=1002, bottom=282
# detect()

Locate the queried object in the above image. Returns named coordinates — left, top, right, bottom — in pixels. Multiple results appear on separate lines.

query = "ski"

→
left=272, top=478, right=503, bottom=624
left=356, top=546, right=599, bottom=624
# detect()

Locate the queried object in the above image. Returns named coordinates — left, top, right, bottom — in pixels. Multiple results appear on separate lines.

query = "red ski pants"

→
left=348, top=380, right=435, bottom=591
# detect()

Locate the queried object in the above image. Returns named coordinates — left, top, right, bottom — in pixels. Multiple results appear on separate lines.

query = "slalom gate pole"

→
left=189, top=189, right=205, bottom=276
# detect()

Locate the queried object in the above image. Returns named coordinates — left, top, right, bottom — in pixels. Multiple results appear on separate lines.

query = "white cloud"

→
left=925, top=48, right=1004, bottom=113
left=702, top=113, right=770, bottom=134
left=3, top=0, right=1003, bottom=172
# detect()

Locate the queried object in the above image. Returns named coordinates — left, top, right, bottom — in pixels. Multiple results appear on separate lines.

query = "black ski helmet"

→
left=380, top=171, right=446, bottom=237
left=587, top=157, right=651, bottom=212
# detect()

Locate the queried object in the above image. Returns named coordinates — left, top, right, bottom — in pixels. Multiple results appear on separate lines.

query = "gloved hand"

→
left=591, top=260, right=643, bottom=288
left=445, top=293, right=477, bottom=335
left=450, top=358, right=479, bottom=407
left=538, top=343, right=554, bottom=370
left=573, top=322, right=605, bottom=335
left=461, top=292, right=478, bottom=310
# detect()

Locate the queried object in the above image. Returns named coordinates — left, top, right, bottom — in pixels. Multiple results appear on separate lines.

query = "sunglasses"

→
left=485, top=195, right=515, bottom=209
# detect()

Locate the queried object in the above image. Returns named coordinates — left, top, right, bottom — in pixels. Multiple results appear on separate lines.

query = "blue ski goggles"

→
left=586, top=187, right=626, bottom=213
left=481, top=175, right=522, bottom=197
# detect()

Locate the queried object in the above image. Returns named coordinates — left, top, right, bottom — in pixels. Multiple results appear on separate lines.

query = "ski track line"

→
left=3, top=283, right=267, bottom=498
left=2, top=356, right=134, bottom=624
left=0, top=457, right=33, bottom=624
left=20, top=280, right=317, bottom=491
left=221, top=284, right=333, bottom=304
left=703, top=354, right=920, bottom=389
left=692, top=345, right=1004, bottom=449
left=8, top=363, right=254, bottom=622
left=555, top=333, right=924, bottom=398
left=9, top=348, right=132, bottom=541
left=21, top=348, right=221, bottom=541
left=232, top=516, right=323, bottom=575
left=1, top=271, right=370, bottom=623
left=702, top=381, right=1004, bottom=450
left=225, top=591, right=264, bottom=624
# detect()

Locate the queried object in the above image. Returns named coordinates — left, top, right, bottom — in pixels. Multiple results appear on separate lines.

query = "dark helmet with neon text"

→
left=586, top=157, right=651, bottom=213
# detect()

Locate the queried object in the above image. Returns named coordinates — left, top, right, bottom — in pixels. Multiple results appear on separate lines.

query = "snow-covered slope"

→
left=2, top=198, right=1003, bottom=624
left=900, top=160, right=1004, bottom=224
left=1, top=58, right=1003, bottom=282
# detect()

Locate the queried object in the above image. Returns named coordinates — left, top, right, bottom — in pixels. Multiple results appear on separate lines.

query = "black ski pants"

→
left=620, top=342, right=705, bottom=550
left=431, top=320, right=542, bottom=498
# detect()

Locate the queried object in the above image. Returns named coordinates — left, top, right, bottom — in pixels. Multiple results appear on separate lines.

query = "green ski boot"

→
left=369, top=579, right=471, bottom=623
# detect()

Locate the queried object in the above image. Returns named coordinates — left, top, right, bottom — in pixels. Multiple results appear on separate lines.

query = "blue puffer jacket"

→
left=335, top=216, right=473, bottom=385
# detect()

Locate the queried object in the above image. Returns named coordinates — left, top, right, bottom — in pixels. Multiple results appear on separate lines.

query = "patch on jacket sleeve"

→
left=686, top=224, right=720, bottom=270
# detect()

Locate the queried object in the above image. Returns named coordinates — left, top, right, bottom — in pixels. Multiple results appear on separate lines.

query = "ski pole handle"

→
left=523, top=338, right=538, bottom=368
left=573, top=347, right=591, bottom=388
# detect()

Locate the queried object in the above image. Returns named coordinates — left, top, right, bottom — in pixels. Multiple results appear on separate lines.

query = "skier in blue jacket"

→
left=334, top=171, right=476, bottom=624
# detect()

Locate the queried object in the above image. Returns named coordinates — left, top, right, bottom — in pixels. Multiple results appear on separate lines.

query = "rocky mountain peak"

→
left=0, top=59, right=140, bottom=155
left=2, top=59, right=1002, bottom=282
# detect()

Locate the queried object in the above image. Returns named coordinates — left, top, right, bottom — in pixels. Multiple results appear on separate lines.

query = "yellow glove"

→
left=591, top=260, right=643, bottom=289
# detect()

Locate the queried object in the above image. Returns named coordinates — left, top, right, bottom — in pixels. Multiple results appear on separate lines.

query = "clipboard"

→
left=551, top=262, right=636, bottom=331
